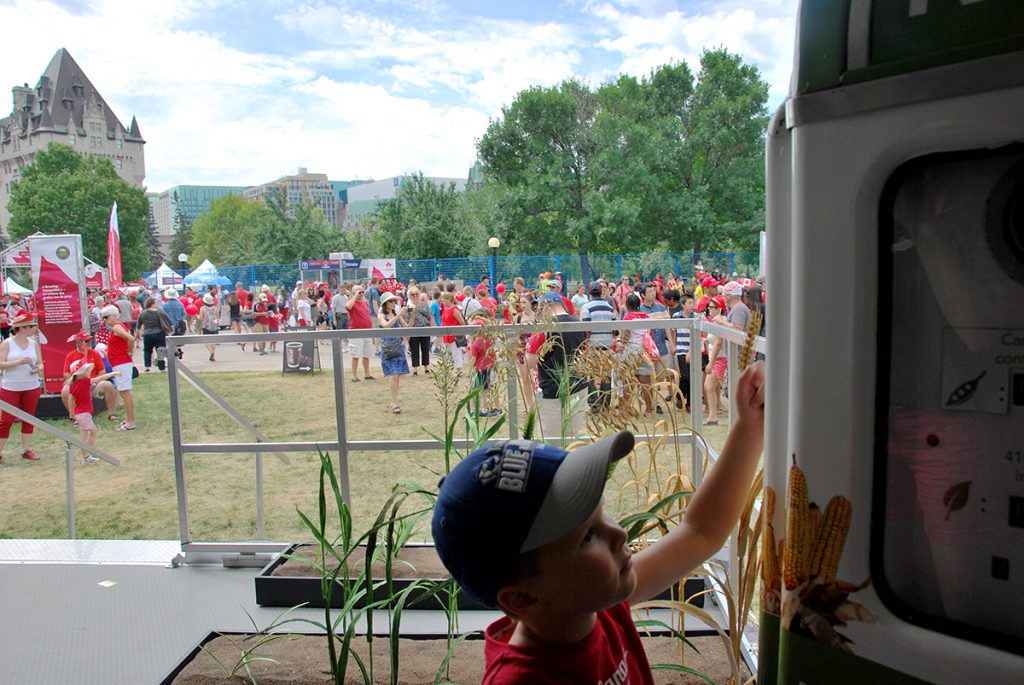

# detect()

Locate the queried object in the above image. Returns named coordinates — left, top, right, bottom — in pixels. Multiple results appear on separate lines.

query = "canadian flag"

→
left=107, top=201, right=122, bottom=287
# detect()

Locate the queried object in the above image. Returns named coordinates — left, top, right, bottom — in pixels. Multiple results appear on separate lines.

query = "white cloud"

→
left=1, top=0, right=797, bottom=192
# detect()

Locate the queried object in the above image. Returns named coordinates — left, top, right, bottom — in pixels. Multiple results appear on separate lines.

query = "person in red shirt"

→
left=431, top=376, right=765, bottom=684
left=467, top=309, right=499, bottom=417
left=61, top=330, right=118, bottom=422
left=64, top=360, right=119, bottom=464
left=476, top=284, right=498, bottom=316
left=345, top=284, right=375, bottom=382
left=100, top=305, right=136, bottom=431
left=234, top=282, right=249, bottom=309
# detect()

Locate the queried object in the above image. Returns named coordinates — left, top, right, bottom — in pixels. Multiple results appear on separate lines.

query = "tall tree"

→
left=478, top=80, right=602, bottom=281
left=190, top=193, right=264, bottom=265
left=255, top=188, right=341, bottom=263
left=168, top=190, right=194, bottom=270
left=7, top=143, right=150, bottom=277
left=477, top=50, right=769, bottom=264
left=369, top=173, right=479, bottom=259
left=145, top=217, right=163, bottom=270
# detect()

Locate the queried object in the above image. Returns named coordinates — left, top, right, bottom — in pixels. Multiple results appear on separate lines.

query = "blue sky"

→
left=1, top=0, right=797, bottom=191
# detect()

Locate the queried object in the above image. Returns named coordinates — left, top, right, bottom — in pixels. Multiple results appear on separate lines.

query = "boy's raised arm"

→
left=630, top=362, right=765, bottom=604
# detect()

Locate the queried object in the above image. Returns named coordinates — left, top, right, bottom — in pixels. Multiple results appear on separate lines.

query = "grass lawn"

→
left=0, top=366, right=731, bottom=543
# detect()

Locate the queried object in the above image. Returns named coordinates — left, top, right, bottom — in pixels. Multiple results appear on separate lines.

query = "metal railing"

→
left=0, top=398, right=121, bottom=539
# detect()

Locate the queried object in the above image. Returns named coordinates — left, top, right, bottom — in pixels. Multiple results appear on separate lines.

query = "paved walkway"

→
left=153, top=335, right=392, bottom=375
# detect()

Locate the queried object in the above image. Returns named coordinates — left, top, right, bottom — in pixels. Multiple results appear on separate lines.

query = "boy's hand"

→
left=734, top=361, right=766, bottom=427
left=111, top=371, right=121, bottom=377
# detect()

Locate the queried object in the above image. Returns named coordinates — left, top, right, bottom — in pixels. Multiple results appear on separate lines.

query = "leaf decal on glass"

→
left=945, top=371, right=986, bottom=407
left=943, top=481, right=971, bottom=521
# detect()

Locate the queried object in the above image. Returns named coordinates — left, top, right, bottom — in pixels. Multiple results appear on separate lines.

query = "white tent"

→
left=184, top=259, right=230, bottom=287
left=146, top=262, right=184, bottom=288
left=3, top=277, right=32, bottom=295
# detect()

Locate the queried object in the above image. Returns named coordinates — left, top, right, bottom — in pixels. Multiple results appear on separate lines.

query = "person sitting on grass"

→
left=432, top=362, right=765, bottom=683
left=467, top=308, right=499, bottom=417
left=64, top=361, right=120, bottom=464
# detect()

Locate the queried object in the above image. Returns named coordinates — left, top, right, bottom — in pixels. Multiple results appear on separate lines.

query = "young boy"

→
left=433, top=362, right=765, bottom=683
left=64, top=361, right=120, bottom=464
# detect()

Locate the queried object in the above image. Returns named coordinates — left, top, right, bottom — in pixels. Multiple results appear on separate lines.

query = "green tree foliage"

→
left=369, top=173, right=482, bottom=259
left=476, top=49, right=769, bottom=273
left=190, top=188, right=346, bottom=266
left=7, top=143, right=150, bottom=277
left=190, top=193, right=263, bottom=266
left=168, top=190, right=194, bottom=269
left=254, top=188, right=343, bottom=264
left=144, top=217, right=163, bottom=270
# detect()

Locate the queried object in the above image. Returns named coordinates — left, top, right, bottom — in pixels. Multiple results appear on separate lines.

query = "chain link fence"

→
left=145, top=251, right=759, bottom=290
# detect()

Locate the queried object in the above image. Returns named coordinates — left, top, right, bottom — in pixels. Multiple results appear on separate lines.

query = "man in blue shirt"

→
left=161, top=289, right=187, bottom=358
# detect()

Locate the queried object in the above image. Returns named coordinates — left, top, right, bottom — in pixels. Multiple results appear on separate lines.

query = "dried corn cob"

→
left=761, top=487, right=779, bottom=583
left=762, top=522, right=781, bottom=583
left=783, top=455, right=809, bottom=590
left=809, top=495, right=852, bottom=583
left=738, top=308, right=762, bottom=371
left=808, top=502, right=822, bottom=551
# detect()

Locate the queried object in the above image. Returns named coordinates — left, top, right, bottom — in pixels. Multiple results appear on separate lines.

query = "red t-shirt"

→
left=254, top=301, right=270, bottom=326
left=106, top=323, right=133, bottom=366
left=441, top=304, right=462, bottom=343
left=348, top=299, right=372, bottom=329
left=235, top=288, right=249, bottom=307
left=470, top=331, right=495, bottom=371
left=69, top=376, right=93, bottom=416
left=483, top=601, right=654, bottom=684
left=63, top=348, right=105, bottom=378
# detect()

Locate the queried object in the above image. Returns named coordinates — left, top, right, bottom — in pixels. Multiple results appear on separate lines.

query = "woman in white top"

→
left=0, top=310, right=44, bottom=462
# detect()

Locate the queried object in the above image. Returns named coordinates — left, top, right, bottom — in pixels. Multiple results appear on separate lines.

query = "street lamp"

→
left=178, top=252, right=189, bottom=273
left=487, top=237, right=500, bottom=297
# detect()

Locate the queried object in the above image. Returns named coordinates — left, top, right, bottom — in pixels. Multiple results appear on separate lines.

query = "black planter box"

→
left=255, top=543, right=704, bottom=611
left=255, top=542, right=486, bottom=611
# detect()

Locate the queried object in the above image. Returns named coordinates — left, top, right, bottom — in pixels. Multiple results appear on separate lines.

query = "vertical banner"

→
left=30, top=235, right=87, bottom=394
left=107, top=201, right=122, bottom=288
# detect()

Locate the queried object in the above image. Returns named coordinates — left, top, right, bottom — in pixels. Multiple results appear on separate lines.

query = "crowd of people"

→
left=204, top=266, right=765, bottom=432
left=0, top=263, right=763, bottom=463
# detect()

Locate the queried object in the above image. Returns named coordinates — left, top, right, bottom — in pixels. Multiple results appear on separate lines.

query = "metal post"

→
left=730, top=252, right=736, bottom=275
left=331, top=339, right=352, bottom=504
left=674, top=256, right=680, bottom=278
left=690, top=319, right=705, bottom=487
left=507, top=349, right=519, bottom=439
left=255, top=451, right=265, bottom=539
left=65, top=441, right=76, bottom=539
left=167, top=339, right=192, bottom=545
left=555, top=255, right=561, bottom=273
left=616, top=255, right=622, bottom=279
left=489, top=248, right=497, bottom=297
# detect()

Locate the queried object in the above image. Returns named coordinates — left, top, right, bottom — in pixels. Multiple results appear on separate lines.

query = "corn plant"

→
left=289, top=450, right=435, bottom=684
left=197, top=605, right=306, bottom=684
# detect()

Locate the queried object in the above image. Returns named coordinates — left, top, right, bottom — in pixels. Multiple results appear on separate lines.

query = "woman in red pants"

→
left=0, top=310, right=44, bottom=462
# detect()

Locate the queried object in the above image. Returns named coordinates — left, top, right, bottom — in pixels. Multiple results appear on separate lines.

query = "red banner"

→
left=30, top=236, right=87, bottom=394
left=107, top=201, right=122, bottom=287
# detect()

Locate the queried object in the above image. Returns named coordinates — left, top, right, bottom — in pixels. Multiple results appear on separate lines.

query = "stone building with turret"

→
left=0, top=48, right=146, bottom=236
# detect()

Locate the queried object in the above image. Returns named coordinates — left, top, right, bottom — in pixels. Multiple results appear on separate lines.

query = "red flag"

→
left=107, top=200, right=122, bottom=287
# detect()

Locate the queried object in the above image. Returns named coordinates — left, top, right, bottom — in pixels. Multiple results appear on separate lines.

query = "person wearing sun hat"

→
left=64, top=359, right=120, bottom=464
left=0, top=309, right=44, bottom=461
left=101, top=305, right=137, bottom=431
left=61, top=330, right=118, bottom=423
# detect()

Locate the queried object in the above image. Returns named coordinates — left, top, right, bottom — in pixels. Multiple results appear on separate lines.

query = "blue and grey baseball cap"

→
left=431, top=431, right=635, bottom=607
